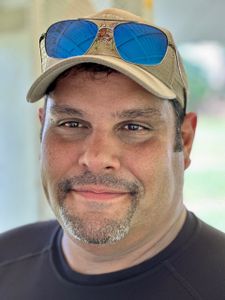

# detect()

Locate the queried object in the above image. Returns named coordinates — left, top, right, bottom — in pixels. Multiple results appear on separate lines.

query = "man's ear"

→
left=38, top=107, right=45, bottom=125
left=181, top=112, right=197, bottom=169
left=38, top=107, right=46, bottom=142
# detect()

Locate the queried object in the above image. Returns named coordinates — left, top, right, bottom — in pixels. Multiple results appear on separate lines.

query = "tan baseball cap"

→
left=26, top=8, right=188, bottom=110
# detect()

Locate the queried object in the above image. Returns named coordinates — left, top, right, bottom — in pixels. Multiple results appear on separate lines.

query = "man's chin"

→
left=59, top=210, right=132, bottom=245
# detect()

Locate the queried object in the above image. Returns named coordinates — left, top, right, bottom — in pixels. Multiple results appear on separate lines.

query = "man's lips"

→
left=70, top=187, right=129, bottom=201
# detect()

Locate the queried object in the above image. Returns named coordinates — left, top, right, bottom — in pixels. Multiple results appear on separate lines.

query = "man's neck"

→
left=61, top=209, right=187, bottom=275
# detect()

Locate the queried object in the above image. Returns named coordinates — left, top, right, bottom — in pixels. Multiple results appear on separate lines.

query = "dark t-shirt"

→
left=0, top=211, right=225, bottom=300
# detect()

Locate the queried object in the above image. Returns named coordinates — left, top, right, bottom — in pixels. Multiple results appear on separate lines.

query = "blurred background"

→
left=0, top=0, right=224, bottom=232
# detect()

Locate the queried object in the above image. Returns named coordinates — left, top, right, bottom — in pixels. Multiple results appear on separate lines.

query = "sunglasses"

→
left=39, top=18, right=170, bottom=66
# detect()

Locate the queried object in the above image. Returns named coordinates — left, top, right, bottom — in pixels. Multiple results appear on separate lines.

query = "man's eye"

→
left=123, top=124, right=148, bottom=131
left=59, top=121, right=83, bottom=128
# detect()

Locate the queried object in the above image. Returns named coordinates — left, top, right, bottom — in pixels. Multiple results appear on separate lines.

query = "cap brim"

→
left=26, top=55, right=176, bottom=102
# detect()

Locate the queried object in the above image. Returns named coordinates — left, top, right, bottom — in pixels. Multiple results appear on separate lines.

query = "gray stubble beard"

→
left=56, top=171, right=143, bottom=245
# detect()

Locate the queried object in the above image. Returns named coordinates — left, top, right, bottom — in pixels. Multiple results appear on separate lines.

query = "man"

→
left=0, top=8, right=224, bottom=300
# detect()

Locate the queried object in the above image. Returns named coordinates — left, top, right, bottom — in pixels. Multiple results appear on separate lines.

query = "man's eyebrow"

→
left=114, top=107, right=162, bottom=119
left=49, top=104, right=85, bottom=117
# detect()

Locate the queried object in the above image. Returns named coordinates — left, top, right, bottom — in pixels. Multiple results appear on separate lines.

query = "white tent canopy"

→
left=155, top=0, right=225, bottom=43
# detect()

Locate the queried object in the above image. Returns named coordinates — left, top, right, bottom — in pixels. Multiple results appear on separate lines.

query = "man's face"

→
left=39, top=71, right=196, bottom=247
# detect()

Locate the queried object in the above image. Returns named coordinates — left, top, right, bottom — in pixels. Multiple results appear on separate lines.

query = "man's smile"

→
left=71, top=187, right=130, bottom=201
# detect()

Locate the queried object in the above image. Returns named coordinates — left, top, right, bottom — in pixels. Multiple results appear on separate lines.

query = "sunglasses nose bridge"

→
left=97, top=26, right=114, bottom=43
left=85, top=22, right=120, bottom=59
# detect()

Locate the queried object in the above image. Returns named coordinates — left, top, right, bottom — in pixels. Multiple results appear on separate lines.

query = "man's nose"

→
left=78, top=131, right=121, bottom=173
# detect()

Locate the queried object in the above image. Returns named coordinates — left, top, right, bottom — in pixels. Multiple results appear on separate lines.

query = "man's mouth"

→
left=71, top=187, right=129, bottom=201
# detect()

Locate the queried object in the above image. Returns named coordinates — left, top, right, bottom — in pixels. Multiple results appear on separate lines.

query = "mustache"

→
left=57, top=171, right=143, bottom=200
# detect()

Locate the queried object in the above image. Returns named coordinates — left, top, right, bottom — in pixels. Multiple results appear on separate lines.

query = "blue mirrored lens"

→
left=45, top=20, right=98, bottom=58
left=114, top=23, right=168, bottom=65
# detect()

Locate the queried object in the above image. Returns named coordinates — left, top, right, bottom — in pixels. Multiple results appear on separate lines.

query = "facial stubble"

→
left=55, top=171, right=143, bottom=244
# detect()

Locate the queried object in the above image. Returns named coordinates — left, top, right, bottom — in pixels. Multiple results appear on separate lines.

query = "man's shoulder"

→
left=0, top=220, right=59, bottom=266
left=198, top=219, right=225, bottom=267
left=175, top=215, right=225, bottom=294
left=184, top=215, right=225, bottom=262
left=197, top=218, right=225, bottom=250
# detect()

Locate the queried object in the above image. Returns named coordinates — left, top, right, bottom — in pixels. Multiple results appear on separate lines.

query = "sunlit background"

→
left=0, top=0, right=224, bottom=232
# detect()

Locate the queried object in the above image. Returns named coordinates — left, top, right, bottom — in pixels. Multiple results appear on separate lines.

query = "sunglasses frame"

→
left=39, top=18, right=171, bottom=65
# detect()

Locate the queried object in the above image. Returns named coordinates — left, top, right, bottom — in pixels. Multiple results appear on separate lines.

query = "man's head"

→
left=27, top=8, right=197, bottom=248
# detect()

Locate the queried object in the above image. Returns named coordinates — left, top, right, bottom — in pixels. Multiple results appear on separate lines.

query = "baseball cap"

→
left=26, top=8, right=188, bottom=110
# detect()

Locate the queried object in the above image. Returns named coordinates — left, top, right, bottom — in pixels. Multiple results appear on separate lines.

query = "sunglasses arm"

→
left=169, top=43, right=187, bottom=113
left=38, top=33, right=47, bottom=71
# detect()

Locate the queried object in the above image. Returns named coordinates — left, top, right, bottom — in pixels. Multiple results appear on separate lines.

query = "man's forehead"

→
left=47, top=101, right=168, bottom=122
left=47, top=71, right=166, bottom=102
left=45, top=69, right=172, bottom=120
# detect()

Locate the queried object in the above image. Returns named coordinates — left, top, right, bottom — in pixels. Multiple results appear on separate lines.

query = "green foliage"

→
left=183, top=60, right=209, bottom=111
left=184, top=116, right=225, bottom=232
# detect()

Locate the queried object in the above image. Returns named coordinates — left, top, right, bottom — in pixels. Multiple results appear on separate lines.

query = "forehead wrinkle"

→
left=112, top=107, right=162, bottom=120
left=49, top=104, right=85, bottom=117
